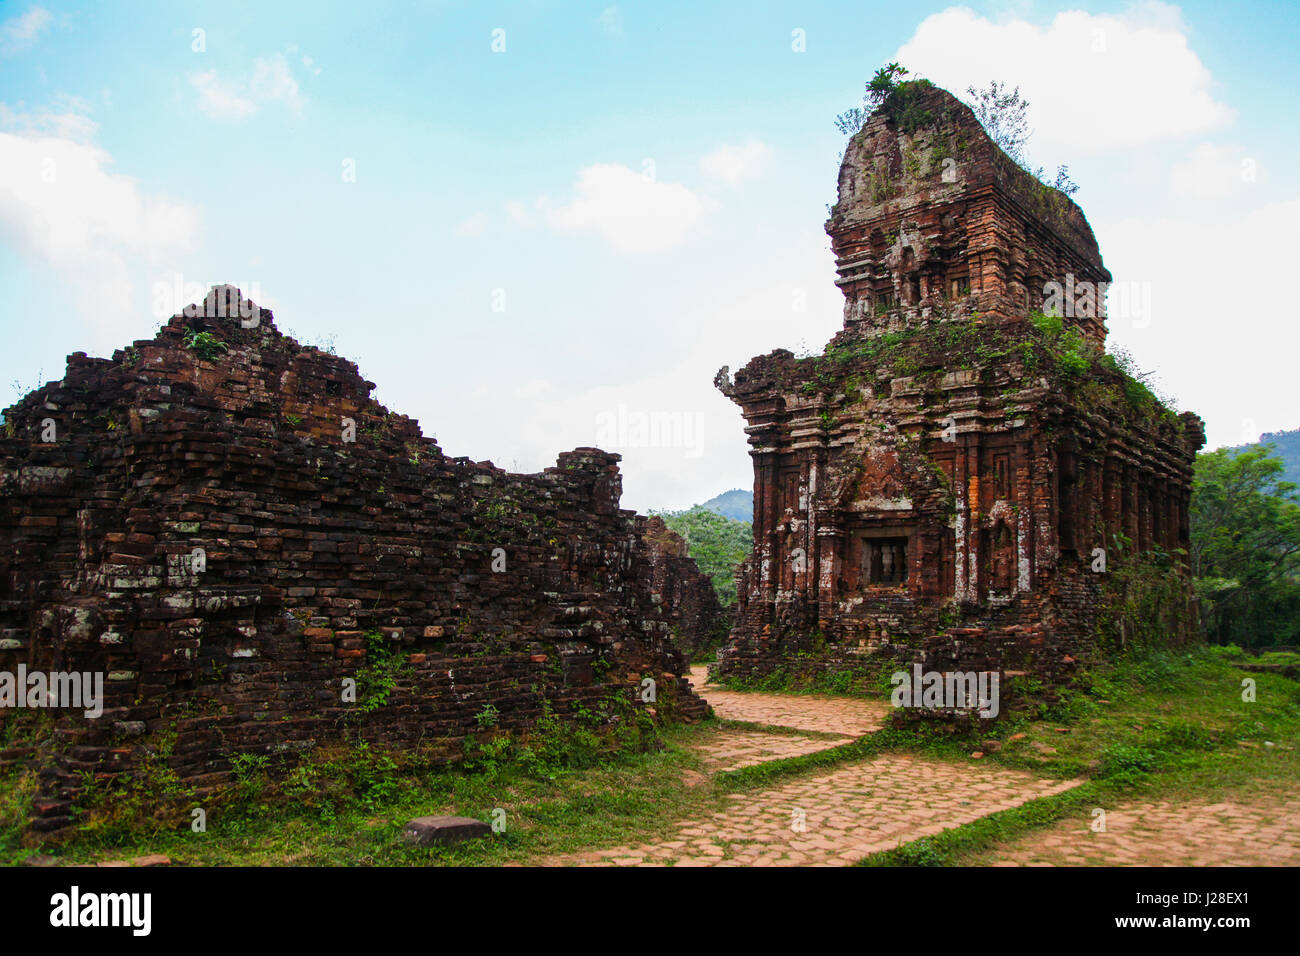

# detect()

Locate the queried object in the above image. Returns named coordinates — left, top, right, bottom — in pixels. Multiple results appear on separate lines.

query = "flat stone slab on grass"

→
left=66, top=854, right=173, bottom=868
left=402, top=816, right=491, bottom=847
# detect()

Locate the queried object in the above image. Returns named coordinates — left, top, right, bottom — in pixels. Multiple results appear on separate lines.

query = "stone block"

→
left=401, top=815, right=491, bottom=847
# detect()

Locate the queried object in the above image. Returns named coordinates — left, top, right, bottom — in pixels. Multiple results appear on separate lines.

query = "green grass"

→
left=712, top=718, right=845, bottom=741
left=0, top=718, right=736, bottom=867
left=3, top=643, right=1295, bottom=867
left=857, top=643, right=1300, bottom=865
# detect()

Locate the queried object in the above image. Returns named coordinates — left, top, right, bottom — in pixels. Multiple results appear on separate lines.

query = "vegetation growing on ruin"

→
left=1095, top=536, right=1199, bottom=651
left=352, top=630, right=414, bottom=714
left=794, top=313, right=1182, bottom=439
left=835, top=63, right=936, bottom=136
left=835, top=64, right=1081, bottom=207
left=182, top=329, right=228, bottom=361
left=0, top=712, right=57, bottom=859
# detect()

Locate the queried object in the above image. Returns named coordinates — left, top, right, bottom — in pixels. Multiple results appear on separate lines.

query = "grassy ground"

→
left=1, top=718, right=738, bottom=866
left=2, top=643, right=1296, bottom=866
left=859, top=643, right=1300, bottom=864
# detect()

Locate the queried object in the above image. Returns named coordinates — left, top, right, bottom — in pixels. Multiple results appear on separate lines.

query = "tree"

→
left=965, top=81, right=1079, bottom=196
left=652, top=506, right=751, bottom=606
left=964, top=81, right=1031, bottom=163
left=1190, top=446, right=1300, bottom=646
left=835, top=62, right=910, bottom=136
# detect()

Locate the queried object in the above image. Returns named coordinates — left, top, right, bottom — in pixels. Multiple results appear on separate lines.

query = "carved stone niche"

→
left=851, top=525, right=914, bottom=589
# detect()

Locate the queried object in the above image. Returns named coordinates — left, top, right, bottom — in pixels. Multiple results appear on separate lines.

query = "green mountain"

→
left=1235, top=428, right=1300, bottom=488
left=697, top=488, right=753, bottom=523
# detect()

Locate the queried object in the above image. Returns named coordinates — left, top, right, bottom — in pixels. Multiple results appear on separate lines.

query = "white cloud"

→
left=1102, top=197, right=1299, bottom=450
left=188, top=71, right=257, bottom=119
left=894, top=3, right=1233, bottom=158
left=0, top=103, right=199, bottom=329
left=597, top=6, right=623, bottom=38
left=452, top=227, right=841, bottom=511
left=513, top=378, right=552, bottom=401
left=1, top=6, right=51, bottom=56
left=538, top=163, right=716, bottom=254
left=1170, top=143, right=1258, bottom=199
left=250, top=54, right=303, bottom=112
left=189, top=53, right=304, bottom=120
left=504, top=200, right=533, bottom=227
left=700, top=140, right=772, bottom=184
left=454, top=211, right=489, bottom=237
left=0, top=99, right=97, bottom=143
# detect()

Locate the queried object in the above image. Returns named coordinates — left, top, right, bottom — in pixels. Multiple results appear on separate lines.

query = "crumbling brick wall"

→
left=714, top=84, right=1205, bottom=699
left=640, top=516, right=723, bottom=655
left=0, top=290, right=713, bottom=832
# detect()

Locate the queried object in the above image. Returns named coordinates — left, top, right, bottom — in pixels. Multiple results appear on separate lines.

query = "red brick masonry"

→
left=0, top=294, right=715, bottom=832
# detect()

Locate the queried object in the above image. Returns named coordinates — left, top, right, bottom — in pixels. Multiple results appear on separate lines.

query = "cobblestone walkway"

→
left=541, top=667, right=1077, bottom=866
left=689, top=665, right=888, bottom=737
left=983, top=798, right=1300, bottom=866
left=693, top=728, right=848, bottom=772
left=538, top=667, right=1290, bottom=867
left=548, top=755, right=1077, bottom=866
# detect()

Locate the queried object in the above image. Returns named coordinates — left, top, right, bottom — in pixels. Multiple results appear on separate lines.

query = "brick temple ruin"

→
left=715, top=82, right=1205, bottom=697
left=0, top=288, right=718, bottom=832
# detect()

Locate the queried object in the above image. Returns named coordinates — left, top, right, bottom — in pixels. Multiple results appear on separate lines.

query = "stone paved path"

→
left=689, top=665, right=887, bottom=737
left=983, top=797, right=1300, bottom=866
left=548, top=754, right=1077, bottom=866
left=543, top=667, right=1297, bottom=867
left=693, top=728, right=848, bottom=773
left=541, top=666, right=1078, bottom=866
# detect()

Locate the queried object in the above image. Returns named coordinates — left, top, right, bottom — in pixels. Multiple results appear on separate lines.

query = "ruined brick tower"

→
left=715, top=82, right=1205, bottom=695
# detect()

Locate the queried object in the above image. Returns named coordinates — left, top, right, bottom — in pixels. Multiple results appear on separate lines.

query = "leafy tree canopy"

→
left=1191, top=445, right=1300, bottom=646
left=651, top=506, right=751, bottom=607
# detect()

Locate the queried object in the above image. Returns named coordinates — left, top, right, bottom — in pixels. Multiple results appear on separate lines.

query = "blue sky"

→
left=2, top=0, right=1298, bottom=512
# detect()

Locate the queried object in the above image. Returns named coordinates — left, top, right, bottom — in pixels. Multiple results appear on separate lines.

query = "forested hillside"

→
left=652, top=506, right=751, bottom=606
left=1235, top=428, right=1300, bottom=488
